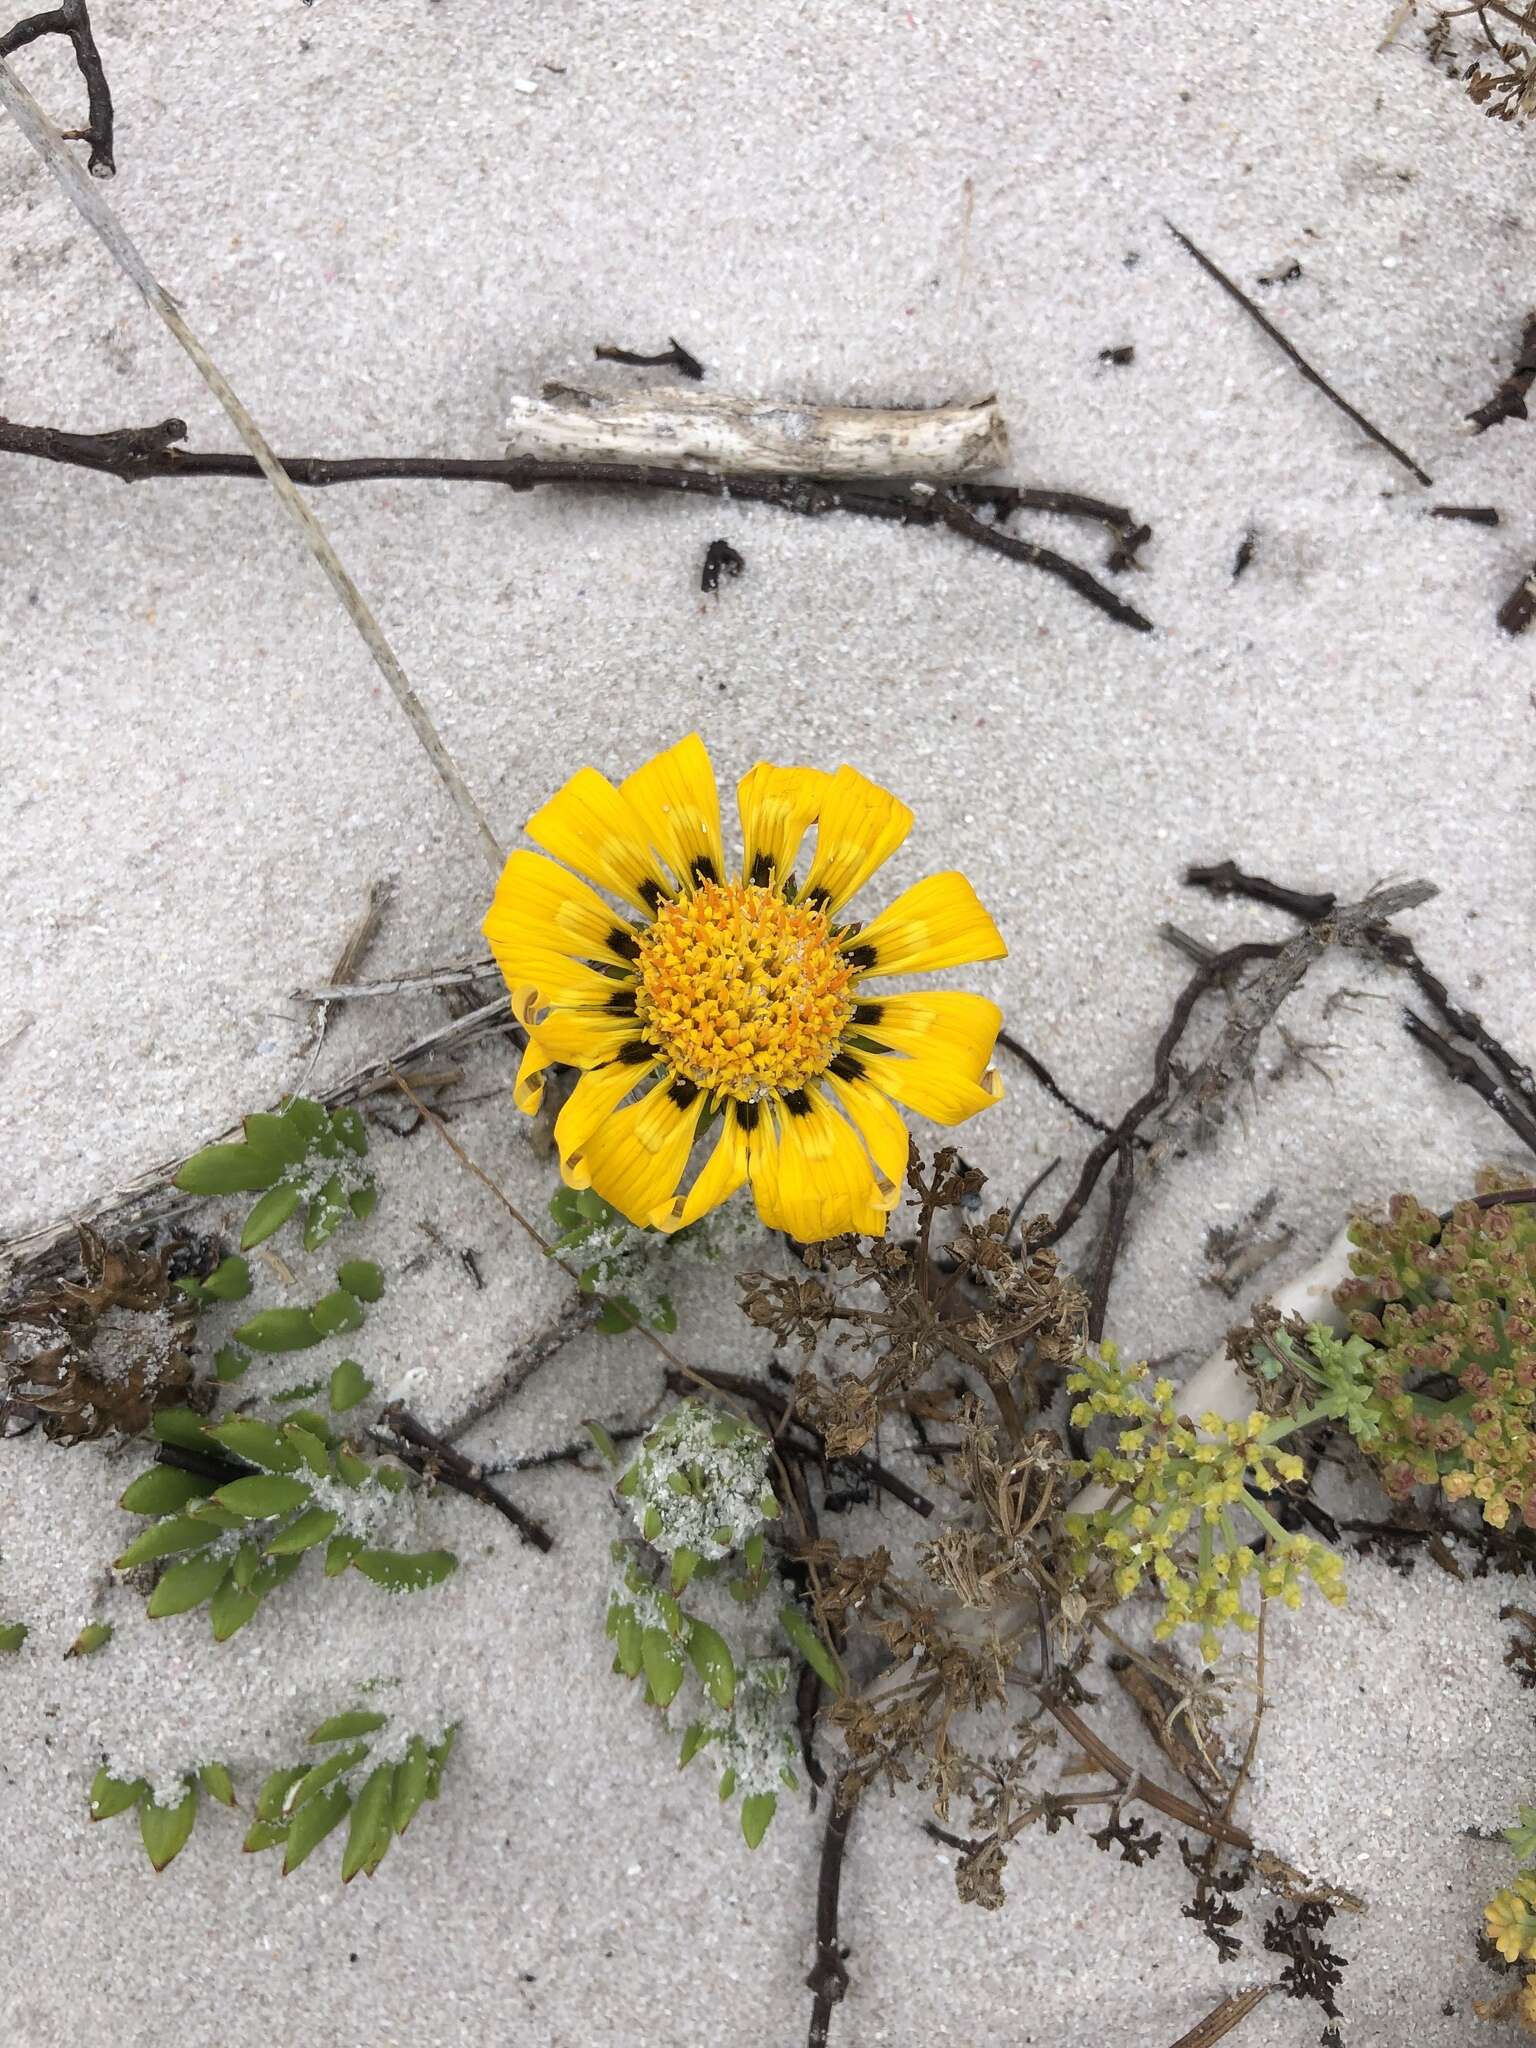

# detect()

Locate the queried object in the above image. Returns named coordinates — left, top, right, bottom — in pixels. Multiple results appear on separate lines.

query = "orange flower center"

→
left=635, top=881, right=857, bottom=1100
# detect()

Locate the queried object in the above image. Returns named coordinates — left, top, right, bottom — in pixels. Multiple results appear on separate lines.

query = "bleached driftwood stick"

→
left=504, top=384, right=1008, bottom=478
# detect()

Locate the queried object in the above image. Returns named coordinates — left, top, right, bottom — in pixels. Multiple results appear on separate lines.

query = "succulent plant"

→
left=243, top=1712, right=456, bottom=1882
left=173, top=1096, right=377, bottom=1253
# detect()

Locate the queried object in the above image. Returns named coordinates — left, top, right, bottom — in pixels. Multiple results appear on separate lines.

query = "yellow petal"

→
left=571, top=1078, right=703, bottom=1227
left=620, top=733, right=726, bottom=889
left=484, top=850, right=644, bottom=975
left=825, top=1072, right=910, bottom=1205
left=556, top=1056, right=657, bottom=1185
left=750, top=1089, right=891, bottom=1241
left=801, top=765, right=913, bottom=913
left=513, top=1029, right=556, bottom=1115
left=848, top=873, right=1006, bottom=977
left=650, top=1104, right=751, bottom=1233
left=525, top=767, right=675, bottom=916
left=857, top=1048, right=1004, bottom=1127
left=520, top=1000, right=647, bottom=1071
left=736, top=762, right=830, bottom=887
left=853, top=991, right=1003, bottom=1081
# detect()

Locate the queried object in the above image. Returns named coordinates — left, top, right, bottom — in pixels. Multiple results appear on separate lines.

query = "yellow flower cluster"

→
left=1064, top=1345, right=1347, bottom=1663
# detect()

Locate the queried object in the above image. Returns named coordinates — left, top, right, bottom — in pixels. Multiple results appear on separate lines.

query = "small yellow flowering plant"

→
left=483, top=734, right=1007, bottom=1241
left=1063, top=1344, right=1347, bottom=1663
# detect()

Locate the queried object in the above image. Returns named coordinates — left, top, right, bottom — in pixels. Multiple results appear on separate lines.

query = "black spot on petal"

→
left=605, top=989, right=637, bottom=1015
left=802, top=885, right=831, bottom=911
left=843, top=944, right=878, bottom=972
left=690, top=855, right=719, bottom=885
left=782, top=1088, right=813, bottom=1117
left=608, top=927, right=641, bottom=961
left=830, top=1052, right=865, bottom=1081
left=617, top=1039, right=654, bottom=1065
left=735, top=1100, right=761, bottom=1133
left=749, top=853, right=774, bottom=888
left=638, top=878, right=667, bottom=913
left=668, top=1076, right=701, bottom=1111
left=852, top=1002, right=885, bottom=1025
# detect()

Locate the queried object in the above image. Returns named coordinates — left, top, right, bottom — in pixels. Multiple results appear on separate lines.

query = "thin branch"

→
left=1041, top=1696, right=1253, bottom=1851
left=995, top=1029, right=1124, bottom=1139
left=0, top=79, right=505, bottom=873
left=1498, top=558, right=1536, bottom=636
left=0, top=0, right=112, bottom=172
left=1008, top=1154, right=1062, bottom=1238
left=1085, top=1142, right=1135, bottom=1341
left=0, top=415, right=1156, bottom=634
left=374, top=1403, right=554, bottom=1552
left=806, top=1794, right=856, bottom=2048
left=1164, top=219, right=1433, bottom=486
left=1403, top=1010, right=1536, bottom=1156
left=593, top=336, right=704, bottom=380
left=1166, top=1985, right=1276, bottom=2048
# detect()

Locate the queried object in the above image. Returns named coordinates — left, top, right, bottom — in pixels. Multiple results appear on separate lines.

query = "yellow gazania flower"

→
left=482, top=733, right=1007, bottom=1242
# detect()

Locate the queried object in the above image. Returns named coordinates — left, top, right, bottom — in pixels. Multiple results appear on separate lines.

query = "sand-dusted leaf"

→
left=186, top=1501, right=249, bottom=1533
left=642, top=1626, right=686, bottom=1708
left=232, top=1307, right=322, bottom=1353
left=282, top=1783, right=350, bottom=1876
left=425, top=1725, right=456, bottom=1794
left=139, top=1784, right=197, bottom=1871
left=351, top=1548, right=457, bottom=1594
left=685, top=1619, right=736, bottom=1710
left=303, top=1179, right=352, bottom=1255
left=242, top=1816, right=289, bottom=1854
left=392, top=1737, right=431, bottom=1836
left=281, top=1421, right=331, bottom=1478
left=265, top=1506, right=339, bottom=1556
left=310, top=1289, right=364, bottom=1339
left=0, top=1621, right=26, bottom=1652
left=336, top=1260, right=383, bottom=1303
left=330, top=1105, right=367, bottom=1157
left=199, top=1762, right=237, bottom=1808
left=117, top=1517, right=221, bottom=1570
left=119, top=1466, right=213, bottom=1517
left=341, top=1766, right=396, bottom=1883
left=212, top=1474, right=313, bottom=1520
left=678, top=1722, right=710, bottom=1768
left=328, top=1359, right=371, bottom=1413
left=349, top=1183, right=378, bottom=1224
left=255, top=1765, right=308, bottom=1824
left=333, top=1447, right=371, bottom=1489
left=89, top=1767, right=147, bottom=1820
left=147, top=1551, right=231, bottom=1619
left=325, top=1533, right=364, bottom=1576
left=200, top=1257, right=252, bottom=1302
left=214, top=1344, right=252, bottom=1383
left=740, top=1791, right=776, bottom=1850
left=670, top=1546, right=701, bottom=1595
left=239, top=1183, right=303, bottom=1250
left=284, top=1742, right=369, bottom=1813
left=65, top=1622, right=112, bottom=1658
left=310, top=1709, right=388, bottom=1744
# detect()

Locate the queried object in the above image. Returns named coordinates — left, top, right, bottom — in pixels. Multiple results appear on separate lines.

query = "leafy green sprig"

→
left=174, top=1097, right=377, bottom=1252
left=244, top=1711, right=456, bottom=1882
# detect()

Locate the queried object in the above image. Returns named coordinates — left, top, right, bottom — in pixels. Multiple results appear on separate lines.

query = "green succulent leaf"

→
left=392, top=1737, right=432, bottom=1836
left=65, top=1622, right=113, bottom=1658
left=201, top=1256, right=253, bottom=1302
left=1506, top=1806, right=1536, bottom=1864
left=139, top=1784, right=198, bottom=1871
left=282, top=1783, right=351, bottom=1875
left=336, top=1260, right=384, bottom=1304
left=116, top=1516, right=220, bottom=1569
left=242, top=1817, right=289, bottom=1854
left=685, top=1619, right=736, bottom=1710
left=213, top=1474, right=314, bottom=1520
left=198, top=1763, right=237, bottom=1808
left=303, top=1178, right=352, bottom=1254
left=174, top=1144, right=273, bottom=1196
left=255, top=1765, right=308, bottom=1824
left=351, top=1549, right=457, bottom=1594
left=233, top=1307, right=322, bottom=1354
left=341, top=1766, right=396, bottom=1883
left=311, top=1288, right=364, bottom=1339
left=209, top=1574, right=264, bottom=1643
left=214, top=1345, right=252, bottom=1383
left=330, top=1106, right=368, bottom=1157
left=89, top=1767, right=147, bottom=1820
left=778, top=1604, right=843, bottom=1693
left=151, top=1407, right=219, bottom=1452
left=740, top=1792, right=777, bottom=1850
left=205, top=1419, right=302, bottom=1472
left=309, top=1709, right=389, bottom=1745
left=119, top=1467, right=214, bottom=1517
left=147, top=1551, right=232, bottom=1620
left=325, top=1534, right=365, bottom=1577
left=678, top=1722, right=710, bottom=1769
left=349, top=1183, right=378, bottom=1225
left=0, top=1621, right=26, bottom=1653
left=284, top=1743, right=369, bottom=1813
left=265, top=1506, right=340, bottom=1555
left=239, top=1182, right=304, bottom=1251
left=641, top=1627, right=686, bottom=1708
left=328, top=1359, right=371, bottom=1413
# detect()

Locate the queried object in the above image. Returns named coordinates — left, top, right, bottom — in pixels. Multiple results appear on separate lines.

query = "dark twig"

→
left=1042, top=1696, right=1254, bottom=1850
left=1467, top=311, right=1536, bottom=431
left=1164, top=220, right=1433, bottom=486
left=1184, top=860, right=1335, bottom=923
left=1232, top=531, right=1258, bottom=579
left=1040, top=941, right=1284, bottom=1249
left=0, top=416, right=1155, bottom=634
left=806, top=1794, right=856, bottom=2048
left=1008, top=1154, right=1062, bottom=1238
left=1431, top=503, right=1500, bottom=525
left=1403, top=1011, right=1536, bottom=1157
left=0, top=0, right=114, bottom=174
left=375, top=1403, right=554, bottom=1552
left=594, top=336, right=704, bottom=381
left=995, top=1029, right=1123, bottom=1138
left=927, top=486, right=1155, bottom=632
left=1086, top=1143, right=1136, bottom=1342
left=1498, top=559, right=1536, bottom=636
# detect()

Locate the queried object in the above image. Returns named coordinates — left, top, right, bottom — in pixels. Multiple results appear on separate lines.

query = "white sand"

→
left=3, top=3, right=1535, bottom=2041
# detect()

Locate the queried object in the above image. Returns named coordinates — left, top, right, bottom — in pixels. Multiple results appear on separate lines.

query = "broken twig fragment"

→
left=505, top=385, right=1008, bottom=478
left=594, top=336, right=704, bottom=380
left=701, top=537, right=744, bottom=593
left=1468, top=311, right=1536, bottom=431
